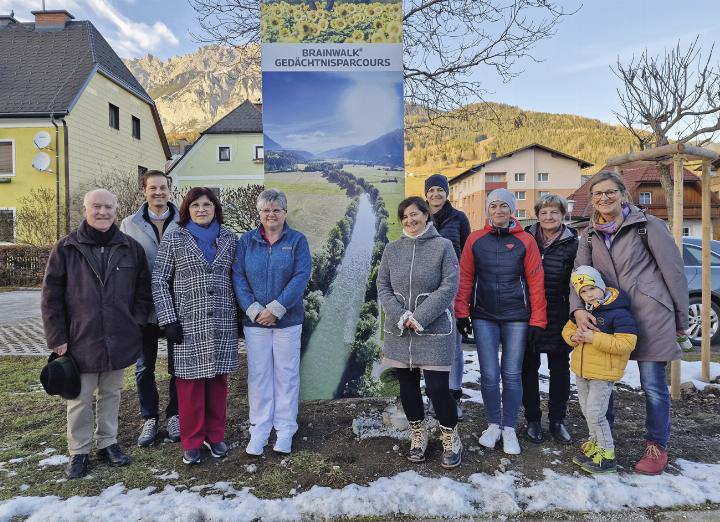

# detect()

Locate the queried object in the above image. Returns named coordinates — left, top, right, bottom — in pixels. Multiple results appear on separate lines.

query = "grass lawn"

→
left=340, top=165, right=405, bottom=241
left=265, top=171, right=352, bottom=252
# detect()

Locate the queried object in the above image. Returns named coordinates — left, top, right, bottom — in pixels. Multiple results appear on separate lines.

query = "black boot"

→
left=97, top=443, right=131, bottom=466
left=525, top=421, right=544, bottom=443
left=65, top=454, right=89, bottom=479
left=549, top=421, right=572, bottom=444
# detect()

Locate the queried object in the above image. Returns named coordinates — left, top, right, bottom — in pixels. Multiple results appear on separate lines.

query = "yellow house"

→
left=0, top=9, right=170, bottom=244
left=168, top=100, right=264, bottom=195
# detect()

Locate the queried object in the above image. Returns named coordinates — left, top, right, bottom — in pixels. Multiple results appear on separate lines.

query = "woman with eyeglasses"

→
left=152, top=187, right=238, bottom=466
left=454, top=188, right=547, bottom=455
left=571, top=170, right=688, bottom=475
left=232, top=188, right=312, bottom=456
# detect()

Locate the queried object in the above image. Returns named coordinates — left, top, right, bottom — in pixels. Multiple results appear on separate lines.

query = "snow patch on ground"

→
left=1, top=459, right=719, bottom=520
left=155, top=471, right=180, bottom=480
left=37, top=455, right=69, bottom=468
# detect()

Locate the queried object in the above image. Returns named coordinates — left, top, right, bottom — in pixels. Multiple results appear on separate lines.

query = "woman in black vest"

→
left=522, top=194, right=578, bottom=444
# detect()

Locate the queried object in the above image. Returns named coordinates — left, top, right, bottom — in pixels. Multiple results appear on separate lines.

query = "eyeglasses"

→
left=590, top=189, right=620, bottom=200
left=260, top=208, right=285, bottom=215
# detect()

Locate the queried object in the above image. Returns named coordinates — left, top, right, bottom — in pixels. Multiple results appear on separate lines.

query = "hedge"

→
left=0, top=245, right=51, bottom=287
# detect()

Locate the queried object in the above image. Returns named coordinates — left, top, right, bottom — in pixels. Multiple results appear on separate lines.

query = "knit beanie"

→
left=424, top=173, right=449, bottom=195
left=571, top=265, right=607, bottom=295
left=486, top=188, right=516, bottom=216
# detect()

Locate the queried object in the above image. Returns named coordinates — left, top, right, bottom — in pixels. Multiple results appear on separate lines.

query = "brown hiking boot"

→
left=407, top=420, right=428, bottom=463
left=634, top=441, right=668, bottom=475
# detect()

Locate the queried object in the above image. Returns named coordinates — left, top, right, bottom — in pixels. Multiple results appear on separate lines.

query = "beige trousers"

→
left=66, top=369, right=125, bottom=455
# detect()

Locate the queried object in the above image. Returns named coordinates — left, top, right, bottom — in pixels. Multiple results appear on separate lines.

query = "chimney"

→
left=32, top=10, right=74, bottom=29
left=0, top=13, right=18, bottom=26
left=490, top=151, right=497, bottom=160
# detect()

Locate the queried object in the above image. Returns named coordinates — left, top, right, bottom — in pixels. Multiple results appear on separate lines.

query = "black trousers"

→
left=136, top=324, right=178, bottom=420
left=396, top=368, right=457, bottom=428
left=521, top=347, right=570, bottom=423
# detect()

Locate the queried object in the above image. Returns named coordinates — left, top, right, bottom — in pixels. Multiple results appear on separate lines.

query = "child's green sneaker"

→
left=572, top=439, right=598, bottom=467
left=581, top=447, right=617, bottom=474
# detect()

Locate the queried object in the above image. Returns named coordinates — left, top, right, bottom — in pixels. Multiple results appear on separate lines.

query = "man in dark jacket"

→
left=42, top=189, right=151, bottom=479
left=425, top=173, right=471, bottom=419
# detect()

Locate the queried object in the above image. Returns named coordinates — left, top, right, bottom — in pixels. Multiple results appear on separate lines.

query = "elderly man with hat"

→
left=424, top=173, right=471, bottom=419
left=41, top=189, right=151, bottom=479
left=454, top=188, right=546, bottom=455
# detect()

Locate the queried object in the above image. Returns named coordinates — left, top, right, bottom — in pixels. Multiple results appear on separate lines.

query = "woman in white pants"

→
left=232, top=189, right=312, bottom=455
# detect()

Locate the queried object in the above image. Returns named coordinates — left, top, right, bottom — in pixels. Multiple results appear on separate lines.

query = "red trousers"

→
left=175, top=374, right=228, bottom=450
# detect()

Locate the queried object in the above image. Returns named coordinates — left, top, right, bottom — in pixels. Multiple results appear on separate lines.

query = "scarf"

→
left=82, top=220, right=117, bottom=246
left=594, top=204, right=631, bottom=250
left=538, top=225, right=563, bottom=249
left=186, top=219, right=220, bottom=265
left=432, top=201, right=453, bottom=228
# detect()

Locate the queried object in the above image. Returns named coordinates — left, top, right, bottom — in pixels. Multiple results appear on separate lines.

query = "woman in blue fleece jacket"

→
left=232, top=189, right=312, bottom=456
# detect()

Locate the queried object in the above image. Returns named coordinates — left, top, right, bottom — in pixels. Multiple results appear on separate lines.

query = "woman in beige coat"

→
left=571, top=171, right=688, bottom=476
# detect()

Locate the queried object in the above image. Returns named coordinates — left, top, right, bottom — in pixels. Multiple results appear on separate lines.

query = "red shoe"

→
left=634, top=441, right=668, bottom=475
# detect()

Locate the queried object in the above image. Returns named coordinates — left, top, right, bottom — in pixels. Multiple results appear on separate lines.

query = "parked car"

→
left=682, top=237, right=720, bottom=346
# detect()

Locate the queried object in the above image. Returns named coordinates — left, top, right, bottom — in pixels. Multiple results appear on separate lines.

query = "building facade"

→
left=0, top=10, right=169, bottom=243
left=168, top=100, right=264, bottom=195
left=448, top=144, right=592, bottom=230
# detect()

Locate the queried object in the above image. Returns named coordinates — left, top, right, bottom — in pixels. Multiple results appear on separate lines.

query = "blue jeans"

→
left=473, top=319, right=527, bottom=428
left=605, top=361, right=671, bottom=448
left=449, top=332, right=464, bottom=392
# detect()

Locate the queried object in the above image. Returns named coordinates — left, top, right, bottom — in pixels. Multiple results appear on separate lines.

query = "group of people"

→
left=40, top=167, right=687, bottom=480
left=41, top=171, right=311, bottom=478
left=377, top=171, right=687, bottom=475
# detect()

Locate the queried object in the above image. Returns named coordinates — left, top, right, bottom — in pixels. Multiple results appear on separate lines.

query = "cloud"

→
left=85, top=0, right=179, bottom=56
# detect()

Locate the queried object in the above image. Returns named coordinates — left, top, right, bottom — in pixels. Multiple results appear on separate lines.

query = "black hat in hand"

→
left=40, top=352, right=81, bottom=400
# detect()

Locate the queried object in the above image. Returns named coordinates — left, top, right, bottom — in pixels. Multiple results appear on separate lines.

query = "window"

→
left=254, top=145, right=264, bottom=160
left=132, top=116, right=141, bottom=139
left=516, top=209, right=527, bottom=218
left=639, top=192, right=652, bottom=205
left=682, top=227, right=690, bottom=237
left=208, top=186, right=222, bottom=198
left=514, top=172, right=526, bottom=182
left=683, top=244, right=720, bottom=266
left=0, top=141, right=14, bottom=176
left=514, top=191, right=526, bottom=200
left=218, top=146, right=231, bottom=162
left=109, top=103, right=119, bottom=130
left=537, top=172, right=549, bottom=182
left=539, top=191, right=550, bottom=197
left=137, top=165, right=147, bottom=188
left=0, top=208, right=15, bottom=242
left=486, top=173, right=505, bottom=182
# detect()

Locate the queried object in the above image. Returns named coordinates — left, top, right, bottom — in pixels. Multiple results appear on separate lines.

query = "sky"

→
left=263, top=71, right=404, bottom=152
left=2, top=0, right=719, bottom=124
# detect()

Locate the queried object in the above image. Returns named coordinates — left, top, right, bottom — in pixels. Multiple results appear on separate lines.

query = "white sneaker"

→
left=273, top=436, right=293, bottom=454
left=502, top=427, right=521, bottom=455
left=245, top=437, right=267, bottom=456
left=478, top=423, right=502, bottom=449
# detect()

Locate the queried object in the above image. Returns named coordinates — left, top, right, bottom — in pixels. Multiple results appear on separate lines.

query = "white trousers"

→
left=244, top=324, right=302, bottom=441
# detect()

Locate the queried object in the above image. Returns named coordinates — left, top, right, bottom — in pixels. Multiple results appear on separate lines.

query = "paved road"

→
left=0, top=289, right=41, bottom=326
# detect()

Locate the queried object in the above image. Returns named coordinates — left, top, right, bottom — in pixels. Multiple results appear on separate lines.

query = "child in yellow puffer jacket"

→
left=562, top=265, right=638, bottom=474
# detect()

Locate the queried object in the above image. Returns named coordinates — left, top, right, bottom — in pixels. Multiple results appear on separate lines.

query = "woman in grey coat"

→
left=571, top=170, right=688, bottom=475
left=152, top=187, right=239, bottom=466
left=377, top=196, right=461, bottom=468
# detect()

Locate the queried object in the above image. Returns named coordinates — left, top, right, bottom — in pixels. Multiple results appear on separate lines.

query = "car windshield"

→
left=683, top=244, right=720, bottom=267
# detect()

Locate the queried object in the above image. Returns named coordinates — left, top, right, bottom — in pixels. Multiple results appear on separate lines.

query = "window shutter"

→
left=0, top=142, right=12, bottom=174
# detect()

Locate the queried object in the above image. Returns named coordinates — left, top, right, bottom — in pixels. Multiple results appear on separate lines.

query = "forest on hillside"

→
left=404, top=103, right=641, bottom=178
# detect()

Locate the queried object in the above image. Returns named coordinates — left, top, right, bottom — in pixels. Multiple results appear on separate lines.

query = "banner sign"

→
left=261, top=0, right=405, bottom=400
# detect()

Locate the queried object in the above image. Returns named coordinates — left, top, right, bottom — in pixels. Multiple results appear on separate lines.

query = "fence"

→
left=0, top=245, right=51, bottom=287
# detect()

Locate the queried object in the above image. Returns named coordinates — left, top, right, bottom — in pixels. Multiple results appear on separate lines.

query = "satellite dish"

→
left=33, top=131, right=51, bottom=149
left=32, top=152, right=52, bottom=172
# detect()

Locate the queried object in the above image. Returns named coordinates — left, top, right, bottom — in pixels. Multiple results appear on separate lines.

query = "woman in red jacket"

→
left=454, top=189, right=546, bottom=455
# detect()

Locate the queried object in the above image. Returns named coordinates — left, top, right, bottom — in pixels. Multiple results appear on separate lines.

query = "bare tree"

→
left=223, top=184, right=265, bottom=233
left=16, top=188, right=58, bottom=246
left=613, top=37, right=720, bottom=228
left=189, top=0, right=575, bottom=126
